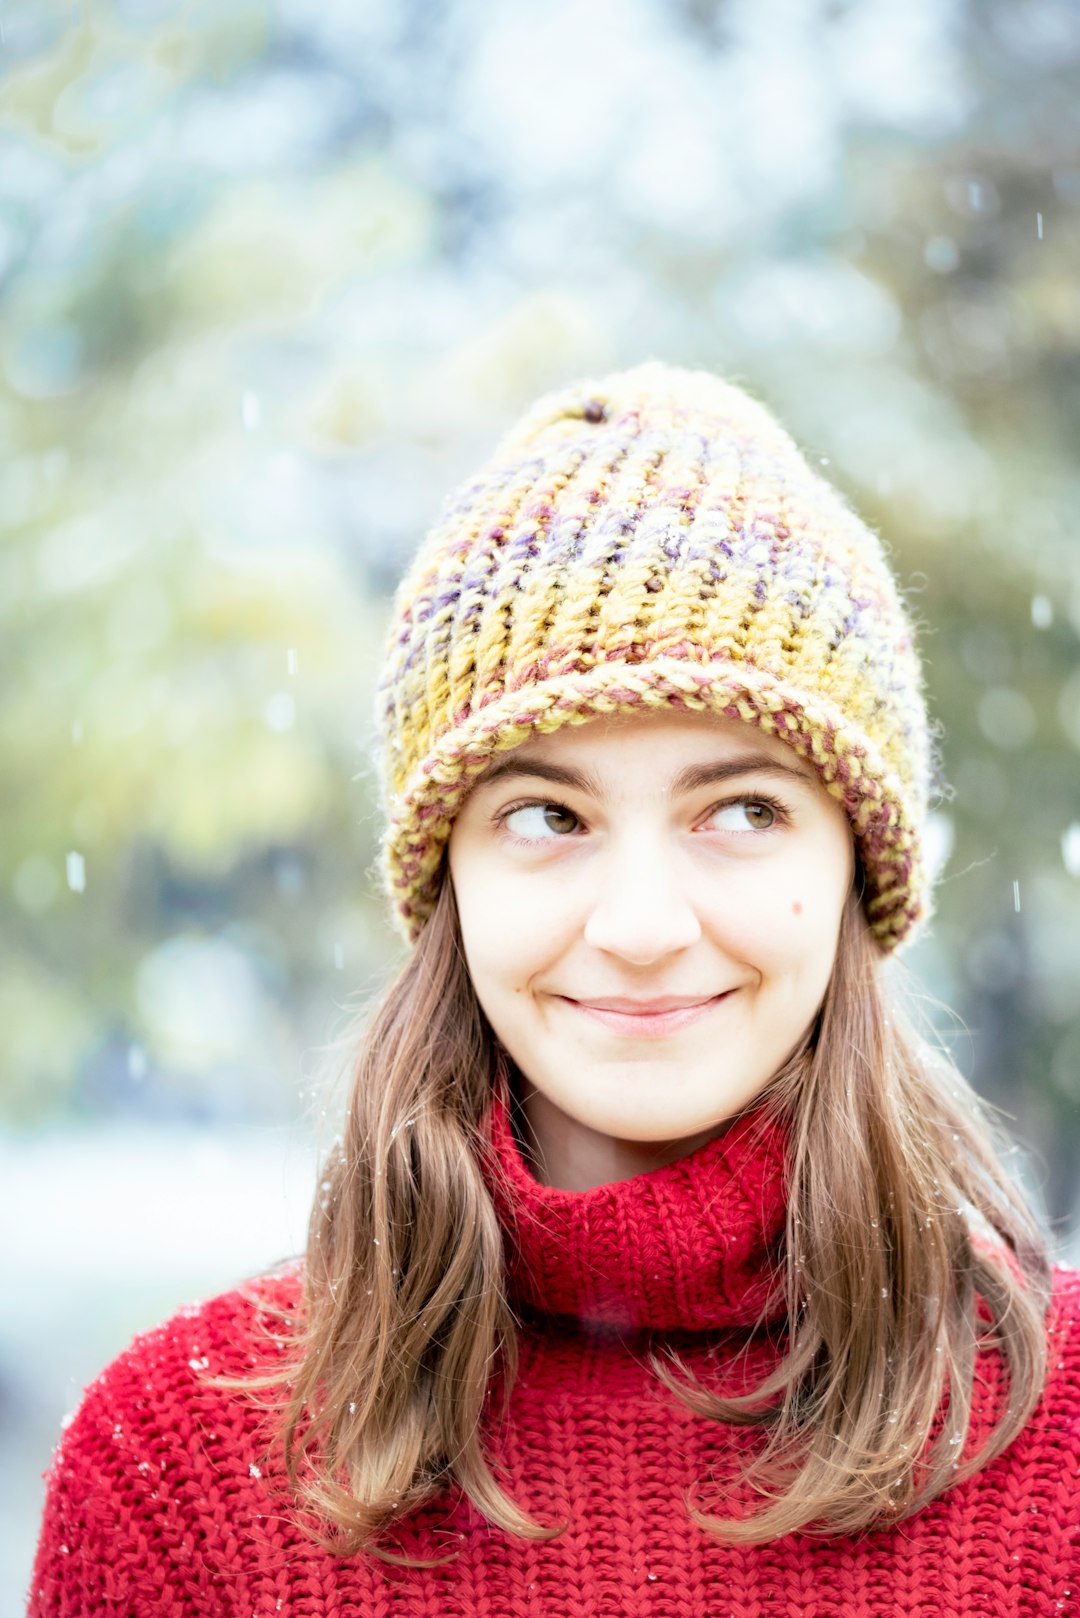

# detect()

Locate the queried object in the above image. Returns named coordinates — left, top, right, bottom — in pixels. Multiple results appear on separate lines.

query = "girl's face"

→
left=448, top=711, right=855, bottom=1191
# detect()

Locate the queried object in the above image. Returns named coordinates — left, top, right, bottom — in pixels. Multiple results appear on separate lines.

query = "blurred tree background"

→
left=5, top=0, right=1080, bottom=1175
left=3, top=0, right=1080, bottom=1595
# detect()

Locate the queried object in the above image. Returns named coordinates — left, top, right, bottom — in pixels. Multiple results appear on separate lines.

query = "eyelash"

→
left=494, top=792, right=793, bottom=847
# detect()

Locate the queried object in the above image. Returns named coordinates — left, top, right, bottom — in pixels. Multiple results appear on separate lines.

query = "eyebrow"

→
left=474, top=750, right=816, bottom=796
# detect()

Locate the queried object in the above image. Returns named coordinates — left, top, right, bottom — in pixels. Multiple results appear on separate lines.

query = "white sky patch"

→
left=65, top=851, right=85, bottom=893
left=136, top=934, right=267, bottom=1067
left=457, top=0, right=962, bottom=247
left=716, top=256, right=902, bottom=357
left=265, top=692, right=296, bottom=732
left=827, top=0, right=968, bottom=129
left=924, top=235, right=960, bottom=274
left=924, top=811, right=955, bottom=885
left=1063, top=824, right=1080, bottom=877
left=0, top=1127, right=316, bottom=1285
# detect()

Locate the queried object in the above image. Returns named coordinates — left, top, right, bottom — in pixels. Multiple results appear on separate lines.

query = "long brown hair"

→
left=259, top=878, right=1050, bottom=1555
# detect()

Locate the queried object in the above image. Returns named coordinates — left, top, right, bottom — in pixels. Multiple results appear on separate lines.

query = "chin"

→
left=568, top=1096, right=737, bottom=1145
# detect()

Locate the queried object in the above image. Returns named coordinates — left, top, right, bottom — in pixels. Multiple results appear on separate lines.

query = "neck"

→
left=483, top=1075, right=790, bottom=1334
left=517, top=1081, right=736, bottom=1191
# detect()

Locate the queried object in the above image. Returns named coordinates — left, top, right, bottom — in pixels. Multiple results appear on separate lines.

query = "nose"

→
left=582, top=833, right=702, bottom=964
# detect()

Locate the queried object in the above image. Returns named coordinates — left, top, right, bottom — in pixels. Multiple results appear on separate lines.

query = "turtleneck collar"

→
left=480, top=1078, right=790, bottom=1337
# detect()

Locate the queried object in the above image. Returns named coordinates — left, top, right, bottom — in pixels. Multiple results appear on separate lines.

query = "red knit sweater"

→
left=29, top=1093, right=1080, bottom=1616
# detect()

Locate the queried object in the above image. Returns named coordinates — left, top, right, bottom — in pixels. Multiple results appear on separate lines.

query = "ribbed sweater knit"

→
left=29, top=1091, right=1080, bottom=1617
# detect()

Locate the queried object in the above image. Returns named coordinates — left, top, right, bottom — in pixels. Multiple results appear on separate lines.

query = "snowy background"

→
left=4, top=0, right=1080, bottom=1608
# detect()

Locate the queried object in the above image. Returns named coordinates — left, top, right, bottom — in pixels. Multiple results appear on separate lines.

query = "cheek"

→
left=452, top=877, right=504, bottom=978
left=451, top=856, right=566, bottom=998
left=776, top=849, right=852, bottom=980
left=704, top=847, right=848, bottom=968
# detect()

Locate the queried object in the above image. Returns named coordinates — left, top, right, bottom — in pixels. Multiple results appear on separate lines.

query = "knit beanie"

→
left=374, top=362, right=937, bottom=956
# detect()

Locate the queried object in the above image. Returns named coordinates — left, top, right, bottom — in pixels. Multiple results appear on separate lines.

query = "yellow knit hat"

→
left=375, top=362, right=937, bottom=955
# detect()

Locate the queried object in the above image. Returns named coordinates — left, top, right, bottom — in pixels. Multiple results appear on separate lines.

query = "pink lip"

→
left=557, top=992, right=734, bottom=1038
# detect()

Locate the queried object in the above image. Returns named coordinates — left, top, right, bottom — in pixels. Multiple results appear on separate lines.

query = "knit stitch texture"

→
left=376, top=363, right=936, bottom=955
left=29, top=1092, right=1080, bottom=1617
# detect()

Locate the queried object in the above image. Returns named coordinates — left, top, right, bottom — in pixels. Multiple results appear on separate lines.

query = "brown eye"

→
left=503, top=803, right=581, bottom=840
left=707, top=798, right=780, bottom=833
left=542, top=805, right=578, bottom=834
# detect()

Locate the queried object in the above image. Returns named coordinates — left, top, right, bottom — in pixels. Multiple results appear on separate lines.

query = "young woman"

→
left=30, top=364, right=1079, bottom=1616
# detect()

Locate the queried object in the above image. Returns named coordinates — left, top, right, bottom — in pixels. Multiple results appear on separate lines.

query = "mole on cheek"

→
left=792, top=900, right=803, bottom=916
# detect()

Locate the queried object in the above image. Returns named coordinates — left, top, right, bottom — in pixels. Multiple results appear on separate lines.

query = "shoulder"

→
left=1048, top=1263, right=1080, bottom=1325
left=102, top=1260, right=302, bottom=1384
left=29, top=1264, right=304, bottom=1616
left=1024, top=1264, right=1080, bottom=1448
left=1047, top=1264, right=1080, bottom=1363
left=57, top=1261, right=304, bottom=1435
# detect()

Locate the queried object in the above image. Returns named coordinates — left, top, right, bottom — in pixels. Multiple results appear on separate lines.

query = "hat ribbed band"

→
left=382, top=656, right=925, bottom=954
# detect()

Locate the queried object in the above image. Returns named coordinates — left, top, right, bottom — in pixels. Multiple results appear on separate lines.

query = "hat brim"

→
left=381, top=656, right=927, bottom=956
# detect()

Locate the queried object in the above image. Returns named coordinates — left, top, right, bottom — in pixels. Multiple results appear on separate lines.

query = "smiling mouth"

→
left=556, top=992, right=734, bottom=1037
